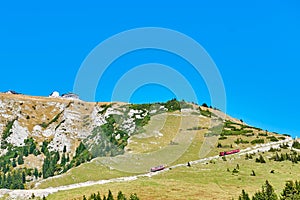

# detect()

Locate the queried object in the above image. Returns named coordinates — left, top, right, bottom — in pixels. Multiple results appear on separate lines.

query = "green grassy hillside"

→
left=47, top=149, right=300, bottom=200
left=36, top=104, right=293, bottom=200
left=0, top=95, right=293, bottom=199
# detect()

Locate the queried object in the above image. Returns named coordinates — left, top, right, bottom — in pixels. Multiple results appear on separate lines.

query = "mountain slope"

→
left=0, top=93, right=292, bottom=199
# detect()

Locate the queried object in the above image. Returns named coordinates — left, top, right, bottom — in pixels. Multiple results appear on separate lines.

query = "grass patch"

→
left=47, top=151, right=300, bottom=200
left=39, top=111, right=63, bottom=129
left=36, top=159, right=134, bottom=189
left=127, top=114, right=181, bottom=154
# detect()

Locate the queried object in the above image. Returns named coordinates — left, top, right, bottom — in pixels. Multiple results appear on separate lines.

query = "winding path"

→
left=0, top=138, right=293, bottom=199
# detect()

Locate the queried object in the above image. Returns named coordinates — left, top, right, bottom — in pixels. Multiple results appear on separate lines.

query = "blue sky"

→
left=0, top=1, right=299, bottom=137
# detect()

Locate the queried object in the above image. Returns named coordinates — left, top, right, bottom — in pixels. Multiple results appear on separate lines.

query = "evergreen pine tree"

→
left=61, top=153, right=67, bottom=166
left=22, top=171, right=26, bottom=184
left=6, top=173, right=12, bottom=189
left=96, top=192, right=101, bottom=200
left=33, top=168, right=39, bottom=179
left=12, top=159, right=16, bottom=167
left=253, top=180, right=278, bottom=200
left=238, top=189, right=250, bottom=200
left=29, top=139, right=36, bottom=154
left=107, top=190, right=114, bottom=200
left=117, top=191, right=126, bottom=200
left=17, top=154, right=24, bottom=165
left=23, top=146, right=29, bottom=157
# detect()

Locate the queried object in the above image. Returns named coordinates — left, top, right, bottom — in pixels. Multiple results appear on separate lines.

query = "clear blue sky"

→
left=0, top=1, right=299, bottom=137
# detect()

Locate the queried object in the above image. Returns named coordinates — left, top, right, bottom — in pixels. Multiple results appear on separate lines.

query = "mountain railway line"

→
left=0, top=138, right=293, bottom=199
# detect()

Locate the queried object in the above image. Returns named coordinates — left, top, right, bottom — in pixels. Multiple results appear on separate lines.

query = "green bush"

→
left=164, top=98, right=181, bottom=112
left=219, top=136, right=228, bottom=140
left=234, top=138, right=249, bottom=144
left=292, top=141, right=300, bottom=149
left=267, top=136, right=279, bottom=142
left=251, top=139, right=265, bottom=145
left=232, top=168, right=239, bottom=174
left=255, top=155, right=266, bottom=163
left=98, top=104, right=112, bottom=114
left=200, top=109, right=211, bottom=117
left=278, top=136, right=286, bottom=140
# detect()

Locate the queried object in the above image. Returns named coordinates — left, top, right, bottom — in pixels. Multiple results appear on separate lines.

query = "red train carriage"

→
left=150, top=165, right=165, bottom=172
left=219, top=149, right=240, bottom=156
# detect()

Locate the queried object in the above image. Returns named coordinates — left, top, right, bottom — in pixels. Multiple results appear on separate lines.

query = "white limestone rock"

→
left=6, top=120, right=29, bottom=146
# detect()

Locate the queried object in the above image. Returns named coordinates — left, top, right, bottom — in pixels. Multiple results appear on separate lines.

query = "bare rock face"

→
left=7, top=120, right=29, bottom=146
left=0, top=94, right=93, bottom=154
left=0, top=93, right=150, bottom=159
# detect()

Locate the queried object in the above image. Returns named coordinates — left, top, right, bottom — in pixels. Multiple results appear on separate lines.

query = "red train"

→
left=219, top=149, right=240, bottom=156
left=150, top=165, right=165, bottom=172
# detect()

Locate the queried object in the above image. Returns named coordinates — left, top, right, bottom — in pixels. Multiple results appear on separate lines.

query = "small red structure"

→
left=150, top=165, right=165, bottom=172
left=219, top=149, right=240, bottom=156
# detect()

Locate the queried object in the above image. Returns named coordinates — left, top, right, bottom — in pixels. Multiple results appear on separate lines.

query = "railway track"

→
left=0, top=138, right=293, bottom=199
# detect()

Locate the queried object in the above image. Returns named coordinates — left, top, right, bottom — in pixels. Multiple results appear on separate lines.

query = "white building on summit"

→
left=5, top=90, right=21, bottom=95
left=61, top=92, right=79, bottom=100
left=49, top=91, right=60, bottom=98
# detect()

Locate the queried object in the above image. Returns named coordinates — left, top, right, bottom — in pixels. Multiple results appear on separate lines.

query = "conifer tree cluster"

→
left=239, top=180, right=300, bottom=200
left=0, top=134, right=93, bottom=188
left=82, top=190, right=139, bottom=200
left=0, top=137, right=42, bottom=189
left=42, top=141, right=92, bottom=179
left=0, top=170, right=25, bottom=189
left=271, top=151, right=300, bottom=163
left=255, top=155, right=266, bottom=163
